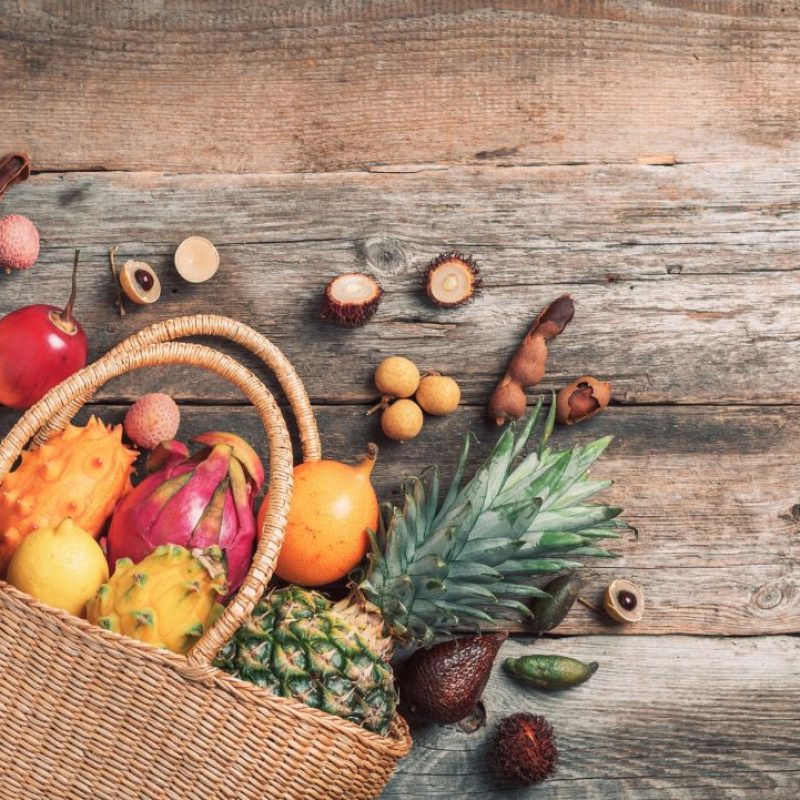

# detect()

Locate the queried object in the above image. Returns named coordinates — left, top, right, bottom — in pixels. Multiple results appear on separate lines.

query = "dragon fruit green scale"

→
left=107, top=432, right=264, bottom=593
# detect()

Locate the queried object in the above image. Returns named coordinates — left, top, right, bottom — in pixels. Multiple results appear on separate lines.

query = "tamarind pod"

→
left=534, top=294, right=575, bottom=340
left=486, top=294, right=575, bottom=424
left=487, top=377, right=527, bottom=425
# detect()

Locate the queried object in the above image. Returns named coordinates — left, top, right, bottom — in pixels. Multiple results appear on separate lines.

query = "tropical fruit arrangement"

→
left=0, top=150, right=640, bottom=791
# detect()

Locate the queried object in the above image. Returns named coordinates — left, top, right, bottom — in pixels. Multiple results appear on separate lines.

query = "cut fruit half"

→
left=320, top=272, right=384, bottom=327
left=174, top=236, right=219, bottom=283
left=424, top=251, right=481, bottom=307
left=119, top=260, right=161, bottom=305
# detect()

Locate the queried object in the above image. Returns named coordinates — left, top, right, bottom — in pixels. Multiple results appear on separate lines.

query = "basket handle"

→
left=0, top=341, right=294, bottom=668
left=34, top=315, right=322, bottom=463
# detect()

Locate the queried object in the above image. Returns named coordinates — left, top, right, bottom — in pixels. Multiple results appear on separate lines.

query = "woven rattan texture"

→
left=0, top=317, right=412, bottom=800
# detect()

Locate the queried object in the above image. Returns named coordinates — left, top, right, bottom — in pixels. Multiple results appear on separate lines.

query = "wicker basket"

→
left=0, top=315, right=412, bottom=800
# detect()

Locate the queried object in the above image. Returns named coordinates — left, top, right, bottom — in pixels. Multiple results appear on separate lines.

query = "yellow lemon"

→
left=7, top=517, right=109, bottom=617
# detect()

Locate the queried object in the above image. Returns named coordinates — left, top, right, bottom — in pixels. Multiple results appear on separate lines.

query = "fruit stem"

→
left=108, top=245, right=126, bottom=317
left=577, top=595, right=601, bottom=612
left=360, top=442, right=379, bottom=474
left=366, top=395, right=391, bottom=416
left=60, top=249, right=80, bottom=324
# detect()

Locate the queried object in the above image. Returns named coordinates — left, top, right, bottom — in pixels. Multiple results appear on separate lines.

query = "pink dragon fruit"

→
left=107, top=432, right=265, bottom=593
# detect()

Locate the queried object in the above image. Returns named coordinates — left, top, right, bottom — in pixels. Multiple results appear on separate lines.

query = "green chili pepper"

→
left=504, top=655, right=599, bottom=690
left=531, top=573, right=581, bottom=633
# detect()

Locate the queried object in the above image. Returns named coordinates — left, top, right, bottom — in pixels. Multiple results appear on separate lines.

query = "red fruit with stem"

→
left=0, top=249, right=88, bottom=409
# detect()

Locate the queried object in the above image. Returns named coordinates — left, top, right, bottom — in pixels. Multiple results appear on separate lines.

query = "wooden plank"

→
left=384, top=635, right=800, bottom=799
left=3, top=402, right=795, bottom=637
left=1, top=165, right=799, bottom=404
left=2, top=2, right=800, bottom=171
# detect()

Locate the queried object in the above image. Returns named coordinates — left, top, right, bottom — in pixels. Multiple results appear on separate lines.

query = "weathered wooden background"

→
left=1, top=2, right=798, bottom=798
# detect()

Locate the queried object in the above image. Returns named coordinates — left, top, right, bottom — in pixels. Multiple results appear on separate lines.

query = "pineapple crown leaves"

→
left=356, top=395, right=635, bottom=645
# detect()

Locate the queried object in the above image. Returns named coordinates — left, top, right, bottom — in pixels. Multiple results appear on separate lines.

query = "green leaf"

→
left=538, top=394, right=557, bottom=456
left=528, top=504, right=623, bottom=533
left=424, top=466, right=440, bottom=534
left=511, top=398, right=543, bottom=462
left=432, top=601, right=496, bottom=624
left=447, top=561, right=504, bottom=583
left=442, top=582, right=498, bottom=604
left=459, top=537, right=524, bottom=566
left=436, top=433, right=473, bottom=523
left=490, top=598, right=535, bottom=618
left=499, top=559, right=581, bottom=576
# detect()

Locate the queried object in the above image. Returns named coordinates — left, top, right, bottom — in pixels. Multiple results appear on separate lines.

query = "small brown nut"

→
left=119, top=260, right=161, bottom=305
left=603, top=579, right=644, bottom=623
left=556, top=376, right=611, bottom=425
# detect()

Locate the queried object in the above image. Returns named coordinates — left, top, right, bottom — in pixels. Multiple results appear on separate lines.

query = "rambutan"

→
left=491, top=712, right=558, bottom=786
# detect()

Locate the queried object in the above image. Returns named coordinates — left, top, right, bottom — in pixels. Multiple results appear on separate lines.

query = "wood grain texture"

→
left=2, top=1, right=800, bottom=172
left=1, top=164, right=799, bottom=405
left=385, top=635, right=800, bottom=799
left=6, top=402, right=794, bottom=637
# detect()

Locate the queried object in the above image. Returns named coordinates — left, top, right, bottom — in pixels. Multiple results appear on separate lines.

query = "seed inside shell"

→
left=119, top=260, right=161, bottom=305
left=321, top=272, right=384, bottom=327
left=603, top=578, right=645, bottom=623
left=424, top=251, right=481, bottom=308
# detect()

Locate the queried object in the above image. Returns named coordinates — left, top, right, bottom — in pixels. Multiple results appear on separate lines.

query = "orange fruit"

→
left=260, top=445, right=379, bottom=587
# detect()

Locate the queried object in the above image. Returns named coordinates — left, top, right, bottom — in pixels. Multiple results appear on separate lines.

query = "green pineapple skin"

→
left=357, top=396, right=635, bottom=646
left=214, top=586, right=397, bottom=736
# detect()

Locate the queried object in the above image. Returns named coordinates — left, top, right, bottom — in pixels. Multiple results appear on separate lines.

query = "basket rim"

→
left=0, top=580, right=413, bottom=758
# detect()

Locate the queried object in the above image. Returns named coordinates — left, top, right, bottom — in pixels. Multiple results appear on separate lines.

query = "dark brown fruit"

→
left=398, top=631, right=507, bottom=724
left=491, top=712, right=558, bottom=786
left=320, top=272, right=384, bottom=327
left=424, top=251, right=481, bottom=308
left=531, top=573, right=581, bottom=633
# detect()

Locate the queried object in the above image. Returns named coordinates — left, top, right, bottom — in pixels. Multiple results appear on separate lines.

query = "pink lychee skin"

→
left=0, top=215, right=40, bottom=271
left=124, top=393, right=181, bottom=450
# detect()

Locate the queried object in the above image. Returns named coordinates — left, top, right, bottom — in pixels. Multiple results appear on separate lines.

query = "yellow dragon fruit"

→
left=0, top=416, right=137, bottom=575
left=87, top=544, right=227, bottom=654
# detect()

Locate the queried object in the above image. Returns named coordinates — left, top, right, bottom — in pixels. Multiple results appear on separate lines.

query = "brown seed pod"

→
left=487, top=295, right=575, bottom=425
left=487, top=378, right=527, bottom=425
left=556, top=376, right=611, bottom=425
left=321, top=272, right=384, bottom=327
left=424, top=251, right=481, bottom=307
left=603, top=578, right=644, bottom=623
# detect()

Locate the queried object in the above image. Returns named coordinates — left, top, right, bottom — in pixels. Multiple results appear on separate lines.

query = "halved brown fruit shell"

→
left=320, top=272, right=384, bottom=327
left=119, top=260, right=161, bottom=305
left=424, top=251, right=481, bottom=308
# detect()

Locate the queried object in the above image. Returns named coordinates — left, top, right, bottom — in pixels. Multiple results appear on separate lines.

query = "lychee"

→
left=124, top=393, right=180, bottom=450
left=0, top=215, right=40, bottom=272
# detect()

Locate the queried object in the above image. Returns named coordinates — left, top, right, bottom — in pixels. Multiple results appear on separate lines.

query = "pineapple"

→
left=214, top=586, right=397, bottom=735
left=358, top=397, right=633, bottom=643
left=87, top=544, right=227, bottom=654
left=216, top=397, right=633, bottom=733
